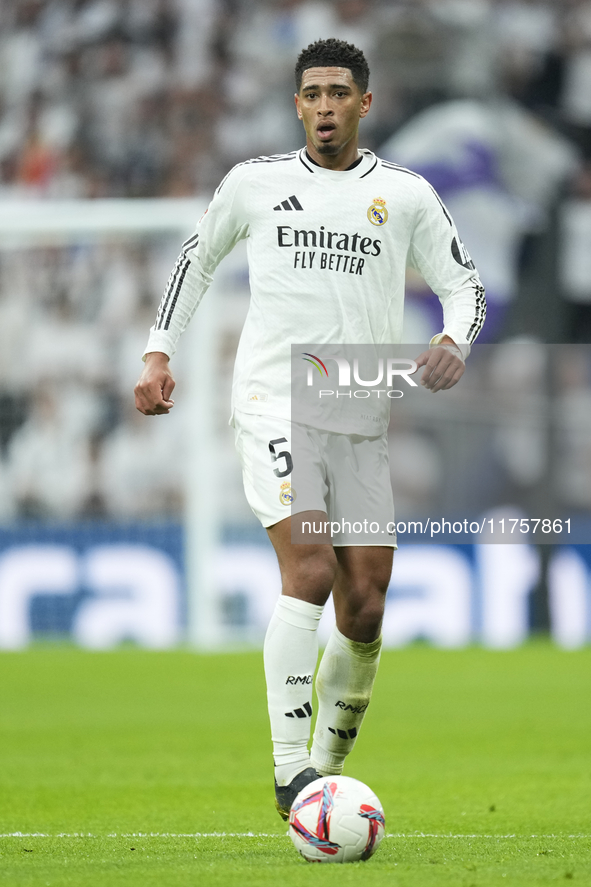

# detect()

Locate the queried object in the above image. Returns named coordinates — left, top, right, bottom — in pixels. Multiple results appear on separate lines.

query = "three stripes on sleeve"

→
left=155, top=231, right=200, bottom=332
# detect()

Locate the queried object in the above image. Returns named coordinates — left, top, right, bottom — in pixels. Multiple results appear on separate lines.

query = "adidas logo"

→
left=285, top=701, right=312, bottom=719
left=273, top=195, right=303, bottom=211
left=328, top=726, right=358, bottom=739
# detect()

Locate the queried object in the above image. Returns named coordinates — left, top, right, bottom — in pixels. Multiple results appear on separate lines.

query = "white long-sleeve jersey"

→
left=144, top=148, right=486, bottom=432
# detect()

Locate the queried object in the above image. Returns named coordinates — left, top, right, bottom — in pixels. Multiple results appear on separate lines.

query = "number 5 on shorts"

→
left=269, top=438, right=293, bottom=478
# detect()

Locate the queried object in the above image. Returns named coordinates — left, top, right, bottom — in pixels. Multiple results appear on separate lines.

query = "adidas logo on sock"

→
left=285, top=701, right=312, bottom=719
left=328, top=726, right=358, bottom=739
left=273, top=195, right=304, bottom=211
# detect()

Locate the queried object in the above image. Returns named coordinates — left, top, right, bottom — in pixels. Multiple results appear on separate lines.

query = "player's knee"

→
left=303, top=548, right=338, bottom=592
left=341, top=584, right=387, bottom=628
left=351, top=573, right=389, bottom=604
left=361, top=602, right=386, bottom=636
left=338, top=600, right=384, bottom=642
left=284, top=547, right=337, bottom=599
left=356, top=597, right=386, bottom=630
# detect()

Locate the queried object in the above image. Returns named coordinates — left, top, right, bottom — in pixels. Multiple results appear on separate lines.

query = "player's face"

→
left=295, top=67, right=372, bottom=166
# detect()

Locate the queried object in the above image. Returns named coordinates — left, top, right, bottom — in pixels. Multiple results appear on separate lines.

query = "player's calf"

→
left=264, top=595, right=324, bottom=790
left=310, top=627, right=382, bottom=776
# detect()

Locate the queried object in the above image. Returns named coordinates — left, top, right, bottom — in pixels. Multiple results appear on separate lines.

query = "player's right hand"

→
left=134, top=351, right=176, bottom=415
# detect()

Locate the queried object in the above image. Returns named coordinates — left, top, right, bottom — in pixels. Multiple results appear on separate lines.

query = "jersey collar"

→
left=298, top=148, right=378, bottom=181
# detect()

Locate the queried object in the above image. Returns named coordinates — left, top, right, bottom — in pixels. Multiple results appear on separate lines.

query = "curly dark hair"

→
left=295, top=38, right=370, bottom=94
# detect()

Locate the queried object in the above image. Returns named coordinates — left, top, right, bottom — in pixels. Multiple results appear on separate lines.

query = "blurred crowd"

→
left=0, top=236, right=190, bottom=521
left=2, top=0, right=591, bottom=522
left=3, top=0, right=591, bottom=196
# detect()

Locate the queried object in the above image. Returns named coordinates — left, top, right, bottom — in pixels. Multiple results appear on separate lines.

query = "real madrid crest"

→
left=367, top=197, right=388, bottom=226
left=279, top=481, right=296, bottom=505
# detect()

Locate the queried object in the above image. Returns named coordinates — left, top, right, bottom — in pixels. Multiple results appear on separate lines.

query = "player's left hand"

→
left=414, top=342, right=465, bottom=392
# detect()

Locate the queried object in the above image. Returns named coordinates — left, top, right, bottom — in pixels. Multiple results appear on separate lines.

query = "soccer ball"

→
left=288, top=775, right=385, bottom=863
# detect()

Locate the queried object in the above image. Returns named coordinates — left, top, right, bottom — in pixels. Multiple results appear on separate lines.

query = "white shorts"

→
left=233, top=411, right=396, bottom=547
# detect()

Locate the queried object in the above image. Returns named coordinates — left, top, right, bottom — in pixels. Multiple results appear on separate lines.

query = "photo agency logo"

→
left=302, top=352, right=418, bottom=399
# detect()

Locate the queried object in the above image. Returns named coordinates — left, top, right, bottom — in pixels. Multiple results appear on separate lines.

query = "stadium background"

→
left=1, top=0, right=591, bottom=652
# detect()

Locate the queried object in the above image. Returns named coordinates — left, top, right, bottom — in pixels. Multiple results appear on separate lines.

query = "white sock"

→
left=310, top=626, right=382, bottom=776
left=263, top=595, right=324, bottom=786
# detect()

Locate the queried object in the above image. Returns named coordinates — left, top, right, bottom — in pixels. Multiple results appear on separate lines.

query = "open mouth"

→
left=317, top=123, right=336, bottom=141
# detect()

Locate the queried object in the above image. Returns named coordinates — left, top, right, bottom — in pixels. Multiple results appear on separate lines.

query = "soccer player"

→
left=135, top=38, right=486, bottom=820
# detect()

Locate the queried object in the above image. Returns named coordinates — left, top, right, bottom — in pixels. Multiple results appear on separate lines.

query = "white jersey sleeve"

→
left=143, top=163, right=250, bottom=358
left=408, top=179, right=486, bottom=358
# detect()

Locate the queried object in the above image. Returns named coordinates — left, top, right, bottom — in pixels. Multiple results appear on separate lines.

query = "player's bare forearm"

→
left=414, top=336, right=465, bottom=393
left=134, top=351, right=176, bottom=415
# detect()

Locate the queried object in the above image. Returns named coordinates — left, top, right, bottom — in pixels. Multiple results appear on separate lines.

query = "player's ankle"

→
left=274, top=754, right=313, bottom=787
left=310, top=748, right=345, bottom=776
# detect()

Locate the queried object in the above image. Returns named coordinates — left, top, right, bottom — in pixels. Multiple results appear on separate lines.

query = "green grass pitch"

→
left=0, top=644, right=590, bottom=886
